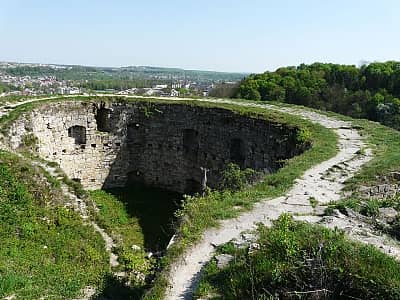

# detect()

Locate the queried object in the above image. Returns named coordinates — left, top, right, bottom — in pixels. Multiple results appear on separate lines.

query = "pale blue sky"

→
left=0, top=0, right=399, bottom=72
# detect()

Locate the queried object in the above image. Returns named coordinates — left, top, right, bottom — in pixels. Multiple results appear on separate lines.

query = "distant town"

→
left=0, top=61, right=246, bottom=98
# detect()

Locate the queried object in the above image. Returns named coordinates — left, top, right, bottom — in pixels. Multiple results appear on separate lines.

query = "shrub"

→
left=296, top=127, right=312, bottom=144
left=220, top=163, right=261, bottom=191
left=196, top=214, right=400, bottom=299
left=20, top=133, right=38, bottom=152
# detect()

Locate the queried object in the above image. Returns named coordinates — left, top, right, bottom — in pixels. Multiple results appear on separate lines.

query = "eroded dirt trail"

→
left=164, top=99, right=400, bottom=300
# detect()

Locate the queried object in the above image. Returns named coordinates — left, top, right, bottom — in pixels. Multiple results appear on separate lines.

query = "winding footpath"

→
left=2, top=95, right=400, bottom=300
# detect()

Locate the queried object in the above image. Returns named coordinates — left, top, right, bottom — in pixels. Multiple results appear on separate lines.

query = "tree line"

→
left=78, top=79, right=165, bottom=91
left=234, top=62, right=400, bottom=130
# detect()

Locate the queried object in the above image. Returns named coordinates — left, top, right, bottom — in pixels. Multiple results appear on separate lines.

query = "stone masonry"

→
left=9, top=100, right=308, bottom=193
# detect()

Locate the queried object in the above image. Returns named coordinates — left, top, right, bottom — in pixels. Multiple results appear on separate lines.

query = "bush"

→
left=220, top=163, right=261, bottom=191
left=20, top=133, right=38, bottom=152
left=296, top=127, right=312, bottom=144
left=196, top=214, right=400, bottom=299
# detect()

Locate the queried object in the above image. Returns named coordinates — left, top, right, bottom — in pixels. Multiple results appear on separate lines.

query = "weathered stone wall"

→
left=9, top=100, right=307, bottom=193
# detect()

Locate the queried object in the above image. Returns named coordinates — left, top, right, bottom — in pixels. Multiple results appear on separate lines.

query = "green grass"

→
left=0, top=95, right=53, bottom=105
left=89, top=189, right=150, bottom=298
left=321, top=116, right=400, bottom=238
left=89, top=186, right=181, bottom=298
left=347, top=119, right=400, bottom=188
left=90, top=186, right=181, bottom=252
left=89, top=189, right=145, bottom=250
left=0, top=151, right=109, bottom=299
left=196, top=214, right=400, bottom=300
left=309, top=196, right=319, bottom=208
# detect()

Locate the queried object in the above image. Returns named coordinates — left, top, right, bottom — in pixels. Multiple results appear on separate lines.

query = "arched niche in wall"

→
left=68, top=125, right=87, bottom=145
left=95, top=103, right=112, bottom=132
left=183, top=129, right=199, bottom=159
left=229, top=138, right=246, bottom=167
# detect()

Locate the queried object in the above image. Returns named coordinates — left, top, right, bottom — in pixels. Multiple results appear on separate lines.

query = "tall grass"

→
left=0, top=151, right=109, bottom=299
left=196, top=214, right=400, bottom=299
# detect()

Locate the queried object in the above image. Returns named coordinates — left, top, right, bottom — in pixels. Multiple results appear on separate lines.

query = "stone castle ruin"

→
left=9, top=100, right=309, bottom=194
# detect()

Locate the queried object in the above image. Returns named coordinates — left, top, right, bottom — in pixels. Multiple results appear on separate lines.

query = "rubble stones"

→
left=359, top=184, right=399, bottom=199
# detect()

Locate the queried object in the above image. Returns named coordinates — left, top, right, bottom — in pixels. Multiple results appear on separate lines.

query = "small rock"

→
left=215, top=254, right=234, bottom=269
left=331, top=209, right=341, bottom=217
left=344, top=208, right=357, bottom=218
left=319, top=216, right=334, bottom=224
left=378, top=207, right=398, bottom=224
left=241, top=233, right=257, bottom=243
left=314, top=206, right=326, bottom=216
left=248, top=242, right=261, bottom=254
left=131, top=244, right=141, bottom=251
left=231, top=239, right=248, bottom=249
left=358, top=185, right=370, bottom=192
left=391, top=172, right=400, bottom=181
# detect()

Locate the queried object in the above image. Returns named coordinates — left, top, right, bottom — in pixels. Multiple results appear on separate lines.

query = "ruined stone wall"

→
left=9, top=100, right=307, bottom=193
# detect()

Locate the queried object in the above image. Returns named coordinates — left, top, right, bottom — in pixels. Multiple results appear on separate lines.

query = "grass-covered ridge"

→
left=0, top=151, right=109, bottom=299
left=196, top=214, right=400, bottom=299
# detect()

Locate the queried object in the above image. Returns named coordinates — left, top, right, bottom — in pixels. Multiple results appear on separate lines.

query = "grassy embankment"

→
left=326, top=117, right=400, bottom=239
left=0, top=151, right=109, bottom=299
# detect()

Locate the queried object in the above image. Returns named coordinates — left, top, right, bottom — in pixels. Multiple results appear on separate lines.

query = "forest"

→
left=235, top=62, right=400, bottom=130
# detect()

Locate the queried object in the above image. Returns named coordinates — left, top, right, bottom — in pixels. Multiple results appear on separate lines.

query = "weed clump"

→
left=220, top=163, right=261, bottom=191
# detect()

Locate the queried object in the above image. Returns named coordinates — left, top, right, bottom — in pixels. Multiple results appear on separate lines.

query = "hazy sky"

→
left=1, top=0, right=399, bottom=73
